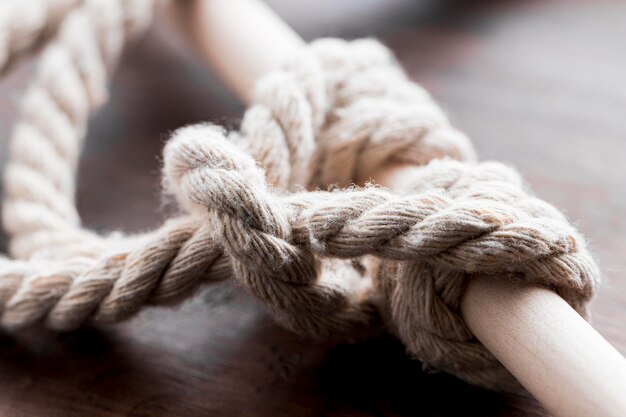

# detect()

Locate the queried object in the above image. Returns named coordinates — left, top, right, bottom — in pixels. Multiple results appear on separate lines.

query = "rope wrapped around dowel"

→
left=0, top=1, right=598, bottom=393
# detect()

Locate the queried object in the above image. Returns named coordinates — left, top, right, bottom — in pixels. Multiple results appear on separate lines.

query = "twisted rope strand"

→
left=0, top=0, right=87, bottom=73
left=3, top=0, right=155, bottom=261
left=168, top=125, right=596, bottom=309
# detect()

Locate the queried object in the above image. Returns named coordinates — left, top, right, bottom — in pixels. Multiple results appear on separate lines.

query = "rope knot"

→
left=163, top=125, right=381, bottom=338
left=159, top=40, right=599, bottom=391
left=371, top=159, right=598, bottom=390
left=4, top=18, right=599, bottom=397
left=164, top=123, right=316, bottom=282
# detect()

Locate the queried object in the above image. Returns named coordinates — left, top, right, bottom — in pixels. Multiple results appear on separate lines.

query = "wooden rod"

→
left=462, top=275, right=626, bottom=417
left=172, top=1, right=626, bottom=416
left=170, top=0, right=304, bottom=103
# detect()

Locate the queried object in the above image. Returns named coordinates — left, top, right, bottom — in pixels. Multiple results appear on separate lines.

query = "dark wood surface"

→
left=0, top=0, right=624, bottom=415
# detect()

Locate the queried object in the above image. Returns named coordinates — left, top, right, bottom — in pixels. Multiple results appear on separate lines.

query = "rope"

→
left=0, top=6, right=598, bottom=392
left=0, top=0, right=87, bottom=72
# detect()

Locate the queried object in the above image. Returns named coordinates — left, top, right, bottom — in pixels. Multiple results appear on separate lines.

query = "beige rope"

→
left=1, top=0, right=162, bottom=324
left=0, top=7, right=598, bottom=392
left=0, top=0, right=88, bottom=72
left=4, top=0, right=156, bottom=260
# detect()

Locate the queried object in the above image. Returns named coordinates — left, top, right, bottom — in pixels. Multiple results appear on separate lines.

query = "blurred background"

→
left=0, top=0, right=624, bottom=416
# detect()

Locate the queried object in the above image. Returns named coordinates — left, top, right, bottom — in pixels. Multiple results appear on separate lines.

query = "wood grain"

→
left=0, top=0, right=624, bottom=415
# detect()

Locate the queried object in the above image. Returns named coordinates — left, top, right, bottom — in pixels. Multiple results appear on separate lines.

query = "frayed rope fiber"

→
left=0, top=0, right=598, bottom=393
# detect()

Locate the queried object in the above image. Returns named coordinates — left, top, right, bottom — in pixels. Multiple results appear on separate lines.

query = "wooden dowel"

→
left=172, top=1, right=626, bottom=416
left=462, top=275, right=626, bottom=417
left=170, top=0, right=304, bottom=103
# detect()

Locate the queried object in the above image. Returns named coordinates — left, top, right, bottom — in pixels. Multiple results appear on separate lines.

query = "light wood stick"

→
left=172, top=1, right=626, bottom=416
left=170, top=0, right=304, bottom=103
left=463, top=276, right=626, bottom=417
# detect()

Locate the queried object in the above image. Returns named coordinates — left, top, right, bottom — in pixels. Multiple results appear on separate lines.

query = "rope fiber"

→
left=0, top=0, right=599, bottom=392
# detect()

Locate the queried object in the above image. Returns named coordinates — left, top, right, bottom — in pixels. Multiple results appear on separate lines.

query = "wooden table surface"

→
left=0, top=0, right=624, bottom=415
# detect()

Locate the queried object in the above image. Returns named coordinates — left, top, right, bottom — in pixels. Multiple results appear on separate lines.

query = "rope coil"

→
left=0, top=1, right=598, bottom=392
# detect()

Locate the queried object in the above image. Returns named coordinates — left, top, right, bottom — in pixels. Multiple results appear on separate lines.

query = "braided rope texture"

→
left=0, top=3, right=598, bottom=392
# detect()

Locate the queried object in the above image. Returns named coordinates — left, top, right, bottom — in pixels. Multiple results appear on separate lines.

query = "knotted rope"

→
left=0, top=1, right=598, bottom=392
